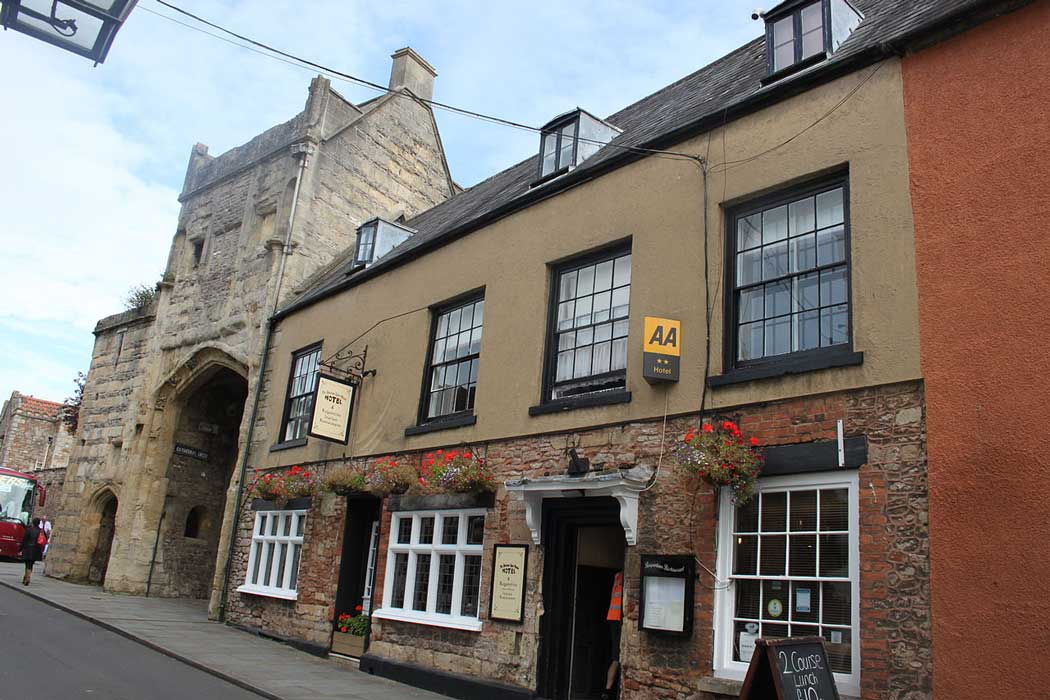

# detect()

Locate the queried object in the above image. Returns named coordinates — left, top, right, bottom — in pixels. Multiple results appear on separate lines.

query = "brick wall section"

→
left=227, top=381, right=928, bottom=700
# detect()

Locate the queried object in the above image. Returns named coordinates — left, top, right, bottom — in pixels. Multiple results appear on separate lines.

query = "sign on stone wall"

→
left=308, top=374, right=355, bottom=444
left=174, top=444, right=209, bottom=461
left=642, top=317, right=681, bottom=383
left=489, top=544, right=528, bottom=623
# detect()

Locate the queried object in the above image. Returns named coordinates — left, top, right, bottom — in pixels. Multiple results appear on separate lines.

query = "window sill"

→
left=270, top=437, right=307, bottom=453
left=236, top=583, right=298, bottom=601
left=404, top=413, right=477, bottom=437
left=372, top=608, right=483, bottom=632
left=697, top=677, right=743, bottom=697
left=528, top=390, right=631, bottom=417
left=707, top=350, right=863, bottom=388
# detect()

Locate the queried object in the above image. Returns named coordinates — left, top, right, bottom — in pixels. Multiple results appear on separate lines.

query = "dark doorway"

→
left=88, top=494, right=117, bottom=585
left=334, top=496, right=382, bottom=624
left=537, top=499, right=626, bottom=700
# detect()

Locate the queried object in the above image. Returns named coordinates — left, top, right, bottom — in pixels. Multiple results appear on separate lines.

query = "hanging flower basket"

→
left=366, top=458, right=417, bottom=496
left=674, top=420, right=763, bottom=504
left=418, top=449, right=496, bottom=495
left=321, top=465, right=372, bottom=496
left=250, top=466, right=317, bottom=508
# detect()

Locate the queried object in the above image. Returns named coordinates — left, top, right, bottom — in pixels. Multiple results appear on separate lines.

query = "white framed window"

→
left=237, top=509, right=307, bottom=600
left=713, top=472, right=860, bottom=697
left=373, top=509, right=486, bottom=632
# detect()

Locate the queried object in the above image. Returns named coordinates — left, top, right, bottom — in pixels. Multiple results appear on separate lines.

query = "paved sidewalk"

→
left=0, top=563, right=448, bottom=700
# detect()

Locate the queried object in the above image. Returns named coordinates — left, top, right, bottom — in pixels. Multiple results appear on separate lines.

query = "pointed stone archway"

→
left=103, top=345, right=250, bottom=597
left=88, top=490, right=118, bottom=585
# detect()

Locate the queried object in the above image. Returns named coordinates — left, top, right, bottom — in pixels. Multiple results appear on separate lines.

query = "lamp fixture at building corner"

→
left=0, top=0, right=138, bottom=65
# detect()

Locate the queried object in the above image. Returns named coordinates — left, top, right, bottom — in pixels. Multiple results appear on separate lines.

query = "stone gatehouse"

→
left=46, top=48, right=455, bottom=609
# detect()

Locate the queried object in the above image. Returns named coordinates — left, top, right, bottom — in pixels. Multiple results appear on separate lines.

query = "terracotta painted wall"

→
left=902, top=3, right=1050, bottom=698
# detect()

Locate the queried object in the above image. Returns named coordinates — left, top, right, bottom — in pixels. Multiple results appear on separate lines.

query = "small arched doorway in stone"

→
left=88, top=490, right=118, bottom=586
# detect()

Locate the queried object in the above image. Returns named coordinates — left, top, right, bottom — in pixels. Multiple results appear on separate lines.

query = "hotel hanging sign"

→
left=308, top=374, right=355, bottom=444
left=642, top=317, right=681, bottom=383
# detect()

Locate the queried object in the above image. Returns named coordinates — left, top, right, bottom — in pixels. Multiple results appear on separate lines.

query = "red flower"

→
left=355, top=604, right=363, bottom=612
left=464, top=453, right=473, bottom=460
left=702, top=424, right=714, bottom=433
left=722, top=420, right=737, bottom=432
left=750, top=437, right=760, bottom=446
left=303, top=471, right=311, bottom=478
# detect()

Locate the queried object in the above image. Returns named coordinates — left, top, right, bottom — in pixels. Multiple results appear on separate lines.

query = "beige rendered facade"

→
left=45, top=48, right=455, bottom=601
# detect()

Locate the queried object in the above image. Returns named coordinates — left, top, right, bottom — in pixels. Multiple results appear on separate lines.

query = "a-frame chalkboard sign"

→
left=738, top=637, right=841, bottom=700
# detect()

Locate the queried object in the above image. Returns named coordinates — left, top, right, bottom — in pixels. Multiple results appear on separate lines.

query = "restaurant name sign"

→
left=308, top=374, right=356, bottom=444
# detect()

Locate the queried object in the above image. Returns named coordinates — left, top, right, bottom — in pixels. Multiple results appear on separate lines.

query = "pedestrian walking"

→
left=41, top=518, right=52, bottom=558
left=19, top=517, right=46, bottom=586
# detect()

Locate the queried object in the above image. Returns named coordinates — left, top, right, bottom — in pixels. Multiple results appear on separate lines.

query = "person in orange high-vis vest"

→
left=602, top=571, right=624, bottom=700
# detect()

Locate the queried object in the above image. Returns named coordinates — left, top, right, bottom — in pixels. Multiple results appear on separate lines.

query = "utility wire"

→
left=144, top=0, right=703, bottom=164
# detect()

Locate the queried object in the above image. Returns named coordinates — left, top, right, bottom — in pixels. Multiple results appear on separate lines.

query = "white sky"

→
left=0, top=0, right=761, bottom=405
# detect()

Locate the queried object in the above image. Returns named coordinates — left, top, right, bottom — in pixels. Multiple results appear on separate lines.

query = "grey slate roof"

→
left=279, top=0, right=1003, bottom=318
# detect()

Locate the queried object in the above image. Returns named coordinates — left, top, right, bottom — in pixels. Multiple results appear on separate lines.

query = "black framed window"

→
left=728, top=177, right=850, bottom=368
left=281, top=345, right=321, bottom=442
left=539, top=119, right=577, bottom=180
left=548, top=248, right=631, bottom=400
left=423, top=296, right=484, bottom=421
left=354, top=221, right=377, bottom=267
left=768, top=1, right=825, bottom=73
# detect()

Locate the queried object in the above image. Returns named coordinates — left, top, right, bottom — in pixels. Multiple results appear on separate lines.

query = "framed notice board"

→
left=489, top=544, right=528, bottom=623
left=739, top=637, right=840, bottom=700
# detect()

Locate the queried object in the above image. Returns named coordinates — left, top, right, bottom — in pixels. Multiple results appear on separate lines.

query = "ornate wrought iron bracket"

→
left=319, top=344, right=376, bottom=384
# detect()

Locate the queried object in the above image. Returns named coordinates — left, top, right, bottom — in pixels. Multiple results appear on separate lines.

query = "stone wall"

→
left=226, top=381, right=929, bottom=700
left=0, top=392, right=74, bottom=473
left=48, top=64, right=454, bottom=598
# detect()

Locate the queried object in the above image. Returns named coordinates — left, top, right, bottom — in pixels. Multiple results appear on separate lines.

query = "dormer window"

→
left=763, top=0, right=862, bottom=79
left=535, top=109, right=621, bottom=184
left=351, top=218, right=416, bottom=270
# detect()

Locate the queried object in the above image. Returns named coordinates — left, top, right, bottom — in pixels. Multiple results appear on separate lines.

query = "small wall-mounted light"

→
left=567, top=448, right=590, bottom=476
left=0, top=1, right=138, bottom=65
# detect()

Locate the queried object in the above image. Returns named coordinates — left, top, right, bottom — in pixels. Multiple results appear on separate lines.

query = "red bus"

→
left=0, top=467, right=46, bottom=561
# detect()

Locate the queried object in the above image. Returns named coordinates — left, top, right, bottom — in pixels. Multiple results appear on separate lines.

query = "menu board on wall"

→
left=489, top=544, right=528, bottom=623
left=308, top=374, right=355, bottom=444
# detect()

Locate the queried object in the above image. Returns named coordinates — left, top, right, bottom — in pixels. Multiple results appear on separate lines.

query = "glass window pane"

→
left=820, top=304, right=849, bottom=347
left=419, top=517, right=435, bottom=544
left=738, top=322, right=764, bottom=361
left=822, top=581, right=851, bottom=625
left=761, top=580, right=789, bottom=620
left=436, top=555, right=456, bottom=614
left=263, top=543, right=275, bottom=585
left=289, top=544, right=301, bottom=590
left=573, top=346, right=592, bottom=378
left=251, top=542, right=262, bottom=584
left=461, top=555, right=482, bottom=617
left=765, top=280, right=791, bottom=318
left=823, top=627, right=852, bottom=674
left=413, top=554, right=431, bottom=611
left=798, top=310, right=820, bottom=351
left=735, top=535, right=758, bottom=575
left=762, top=241, right=789, bottom=281
left=792, top=581, right=820, bottom=623
left=759, top=535, right=786, bottom=576
left=595, top=323, right=612, bottom=343
left=556, top=351, right=574, bottom=382
left=796, top=272, right=819, bottom=311
left=592, top=291, right=611, bottom=323
left=392, top=553, right=408, bottom=608
left=789, top=197, right=815, bottom=235
left=737, top=249, right=762, bottom=286
left=736, top=579, right=761, bottom=619
left=432, top=338, right=446, bottom=365
left=472, top=300, right=484, bottom=327
left=739, top=287, right=764, bottom=323
left=576, top=265, right=595, bottom=297
left=592, top=341, right=612, bottom=374
left=594, top=260, right=614, bottom=292
left=436, top=311, right=450, bottom=338
left=816, top=225, right=846, bottom=266
left=559, top=122, right=577, bottom=168
left=819, top=534, right=849, bottom=577
left=276, top=543, right=288, bottom=586
left=790, top=490, right=818, bottom=531
left=802, top=28, right=823, bottom=58
left=557, top=301, right=575, bottom=331
left=469, top=327, right=482, bottom=354
left=611, top=338, right=628, bottom=371
left=467, top=516, right=485, bottom=545
left=820, top=267, right=848, bottom=307
left=791, top=233, right=816, bottom=273
left=789, top=534, right=817, bottom=576
left=576, top=326, right=593, bottom=347
left=459, top=304, right=474, bottom=331
left=559, top=271, right=578, bottom=301
left=441, top=516, right=460, bottom=545
left=816, top=188, right=844, bottom=228
left=761, top=492, right=787, bottom=531
left=773, top=15, right=794, bottom=44
left=775, top=41, right=795, bottom=71
left=574, top=295, right=593, bottom=327
left=613, top=319, right=629, bottom=339
left=802, top=2, right=822, bottom=31
left=447, top=308, right=462, bottom=336
left=283, top=514, right=292, bottom=537
left=470, top=358, right=480, bottom=383
left=611, top=287, right=630, bottom=319
left=397, top=517, right=412, bottom=544
left=296, top=514, right=305, bottom=537
left=736, top=499, right=759, bottom=532
left=763, top=205, right=788, bottom=244
left=738, top=213, right=762, bottom=250
left=764, top=316, right=790, bottom=357
left=558, top=331, right=575, bottom=351
left=820, top=489, right=849, bottom=530
left=614, top=255, right=632, bottom=286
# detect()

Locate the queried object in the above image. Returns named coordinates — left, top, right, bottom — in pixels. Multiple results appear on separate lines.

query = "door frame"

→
left=536, top=496, right=622, bottom=700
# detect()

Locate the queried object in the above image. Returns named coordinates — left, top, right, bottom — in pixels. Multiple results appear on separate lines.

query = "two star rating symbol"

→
left=655, top=357, right=671, bottom=365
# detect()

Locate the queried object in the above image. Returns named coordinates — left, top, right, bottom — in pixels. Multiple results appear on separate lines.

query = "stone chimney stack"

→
left=388, top=47, right=437, bottom=102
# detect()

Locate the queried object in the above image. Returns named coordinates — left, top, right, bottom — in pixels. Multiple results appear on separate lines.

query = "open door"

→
left=333, top=495, right=381, bottom=652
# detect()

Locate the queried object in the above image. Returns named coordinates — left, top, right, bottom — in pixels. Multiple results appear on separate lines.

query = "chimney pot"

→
left=388, top=47, right=437, bottom=102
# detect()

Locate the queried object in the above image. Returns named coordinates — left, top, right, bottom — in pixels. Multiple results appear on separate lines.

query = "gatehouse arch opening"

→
left=88, top=490, right=118, bottom=586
